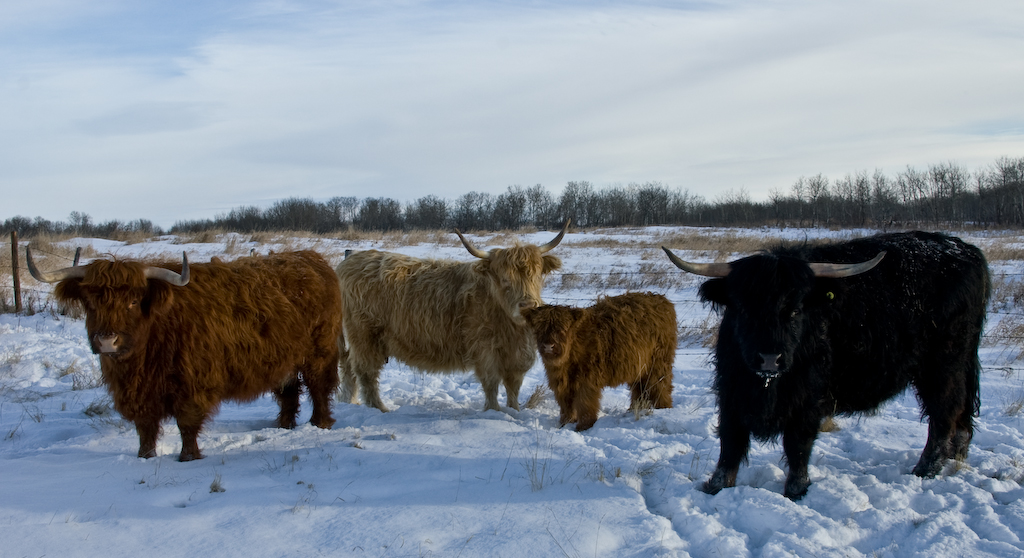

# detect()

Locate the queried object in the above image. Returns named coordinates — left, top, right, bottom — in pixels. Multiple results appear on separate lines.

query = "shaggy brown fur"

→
left=521, top=292, right=677, bottom=431
left=51, top=250, right=341, bottom=461
left=337, top=234, right=563, bottom=412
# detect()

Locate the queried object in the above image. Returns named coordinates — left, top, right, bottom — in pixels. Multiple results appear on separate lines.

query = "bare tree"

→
left=557, top=181, right=595, bottom=228
left=406, top=195, right=449, bottom=230
left=493, top=186, right=528, bottom=230
left=806, top=174, right=830, bottom=226
left=525, top=184, right=555, bottom=229
left=356, top=198, right=404, bottom=231
left=871, top=169, right=899, bottom=228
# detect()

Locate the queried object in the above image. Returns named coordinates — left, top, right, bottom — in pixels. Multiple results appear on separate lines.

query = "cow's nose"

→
left=759, top=353, right=782, bottom=372
left=95, top=333, right=121, bottom=353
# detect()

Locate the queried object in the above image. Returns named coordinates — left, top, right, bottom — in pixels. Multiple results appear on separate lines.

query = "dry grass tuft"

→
left=1005, top=393, right=1024, bottom=417
left=554, top=260, right=686, bottom=293
left=976, top=236, right=1024, bottom=262
left=985, top=318, right=1024, bottom=362
left=655, top=229, right=775, bottom=261
left=172, top=229, right=223, bottom=244
left=61, top=359, right=103, bottom=391
left=523, top=384, right=549, bottom=409
left=83, top=396, right=114, bottom=417
left=819, top=416, right=841, bottom=433
left=989, top=273, right=1024, bottom=311
left=678, top=315, right=720, bottom=348
left=631, top=398, right=654, bottom=421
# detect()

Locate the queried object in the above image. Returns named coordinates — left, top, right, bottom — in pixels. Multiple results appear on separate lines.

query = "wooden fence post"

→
left=11, top=231, right=22, bottom=314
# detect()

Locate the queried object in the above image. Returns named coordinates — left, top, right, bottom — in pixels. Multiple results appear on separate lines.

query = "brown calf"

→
left=522, top=292, right=676, bottom=431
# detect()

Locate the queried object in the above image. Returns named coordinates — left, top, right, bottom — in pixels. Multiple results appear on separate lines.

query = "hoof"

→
left=178, top=451, right=203, bottom=462
left=912, top=458, right=946, bottom=478
left=702, top=468, right=734, bottom=495
left=701, top=479, right=723, bottom=495
left=311, top=416, right=336, bottom=430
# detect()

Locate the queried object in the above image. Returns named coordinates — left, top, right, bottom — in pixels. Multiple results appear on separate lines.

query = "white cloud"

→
left=1, top=0, right=1023, bottom=227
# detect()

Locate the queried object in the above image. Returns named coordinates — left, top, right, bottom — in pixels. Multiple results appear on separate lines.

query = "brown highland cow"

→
left=27, top=249, right=342, bottom=461
left=522, top=292, right=677, bottom=431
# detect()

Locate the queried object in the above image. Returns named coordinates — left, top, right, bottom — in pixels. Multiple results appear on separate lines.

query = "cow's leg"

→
left=355, top=367, right=388, bottom=412
left=135, top=418, right=161, bottom=459
left=912, top=358, right=967, bottom=477
left=646, top=343, right=676, bottom=410
left=916, top=326, right=982, bottom=475
left=573, top=381, right=602, bottom=431
left=550, top=382, right=576, bottom=426
left=951, top=418, right=973, bottom=462
left=479, top=371, right=503, bottom=412
left=336, top=336, right=360, bottom=405
left=651, top=376, right=674, bottom=409
left=913, top=415, right=955, bottom=478
left=782, top=418, right=821, bottom=500
left=951, top=365, right=979, bottom=462
left=346, top=326, right=389, bottom=412
left=338, top=358, right=360, bottom=405
left=952, top=354, right=981, bottom=462
left=629, top=381, right=647, bottom=411
left=176, top=415, right=206, bottom=462
left=501, top=370, right=526, bottom=411
left=630, top=368, right=673, bottom=411
left=305, top=356, right=339, bottom=429
left=273, top=377, right=301, bottom=430
left=703, top=411, right=750, bottom=495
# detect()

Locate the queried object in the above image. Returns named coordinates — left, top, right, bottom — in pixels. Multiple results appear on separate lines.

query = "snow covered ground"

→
left=2, top=227, right=1023, bottom=557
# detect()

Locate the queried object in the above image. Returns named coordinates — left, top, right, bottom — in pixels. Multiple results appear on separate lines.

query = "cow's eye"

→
left=129, top=300, right=140, bottom=309
left=790, top=307, right=801, bottom=318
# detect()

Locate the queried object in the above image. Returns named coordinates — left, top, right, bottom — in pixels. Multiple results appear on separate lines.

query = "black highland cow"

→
left=663, top=231, right=990, bottom=500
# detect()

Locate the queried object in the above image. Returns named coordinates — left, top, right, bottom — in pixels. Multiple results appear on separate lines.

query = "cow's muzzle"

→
left=93, top=333, right=122, bottom=354
left=759, top=353, right=782, bottom=372
left=756, top=353, right=783, bottom=387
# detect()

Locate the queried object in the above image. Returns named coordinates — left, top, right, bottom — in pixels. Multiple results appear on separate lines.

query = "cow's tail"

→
left=336, top=325, right=360, bottom=405
left=970, top=354, right=982, bottom=418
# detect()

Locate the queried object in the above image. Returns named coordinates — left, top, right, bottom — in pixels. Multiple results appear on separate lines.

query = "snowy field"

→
left=1, top=226, right=1023, bottom=557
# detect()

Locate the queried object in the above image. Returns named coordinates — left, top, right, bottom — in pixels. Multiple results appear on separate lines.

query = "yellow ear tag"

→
left=826, top=291, right=835, bottom=300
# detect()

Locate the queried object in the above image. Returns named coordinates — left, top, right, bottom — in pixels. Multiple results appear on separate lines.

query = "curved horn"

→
left=661, top=246, right=732, bottom=277
left=25, top=246, right=87, bottom=283
left=808, top=251, right=885, bottom=278
left=538, top=219, right=570, bottom=254
left=144, top=252, right=190, bottom=286
left=454, top=229, right=489, bottom=259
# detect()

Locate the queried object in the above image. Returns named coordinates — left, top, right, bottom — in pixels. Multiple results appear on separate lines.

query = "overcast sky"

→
left=3, top=0, right=1023, bottom=228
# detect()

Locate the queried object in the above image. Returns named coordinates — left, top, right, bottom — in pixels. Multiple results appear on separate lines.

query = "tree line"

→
left=5, top=156, right=1024, bottom=238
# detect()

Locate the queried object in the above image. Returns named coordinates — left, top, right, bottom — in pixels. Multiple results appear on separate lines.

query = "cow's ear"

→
left=144, top=281, right=175, bottom=316
left=698, top=278, right=730, bottom=310
left=52, top=278, right=84, bottom=305
left=542, top=254, right=562, bottom=274
left=521, top=306, right=537, bottom=324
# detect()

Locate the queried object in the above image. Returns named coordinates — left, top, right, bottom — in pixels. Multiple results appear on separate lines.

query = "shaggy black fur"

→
left=695, top=231, right=990, bottom=500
